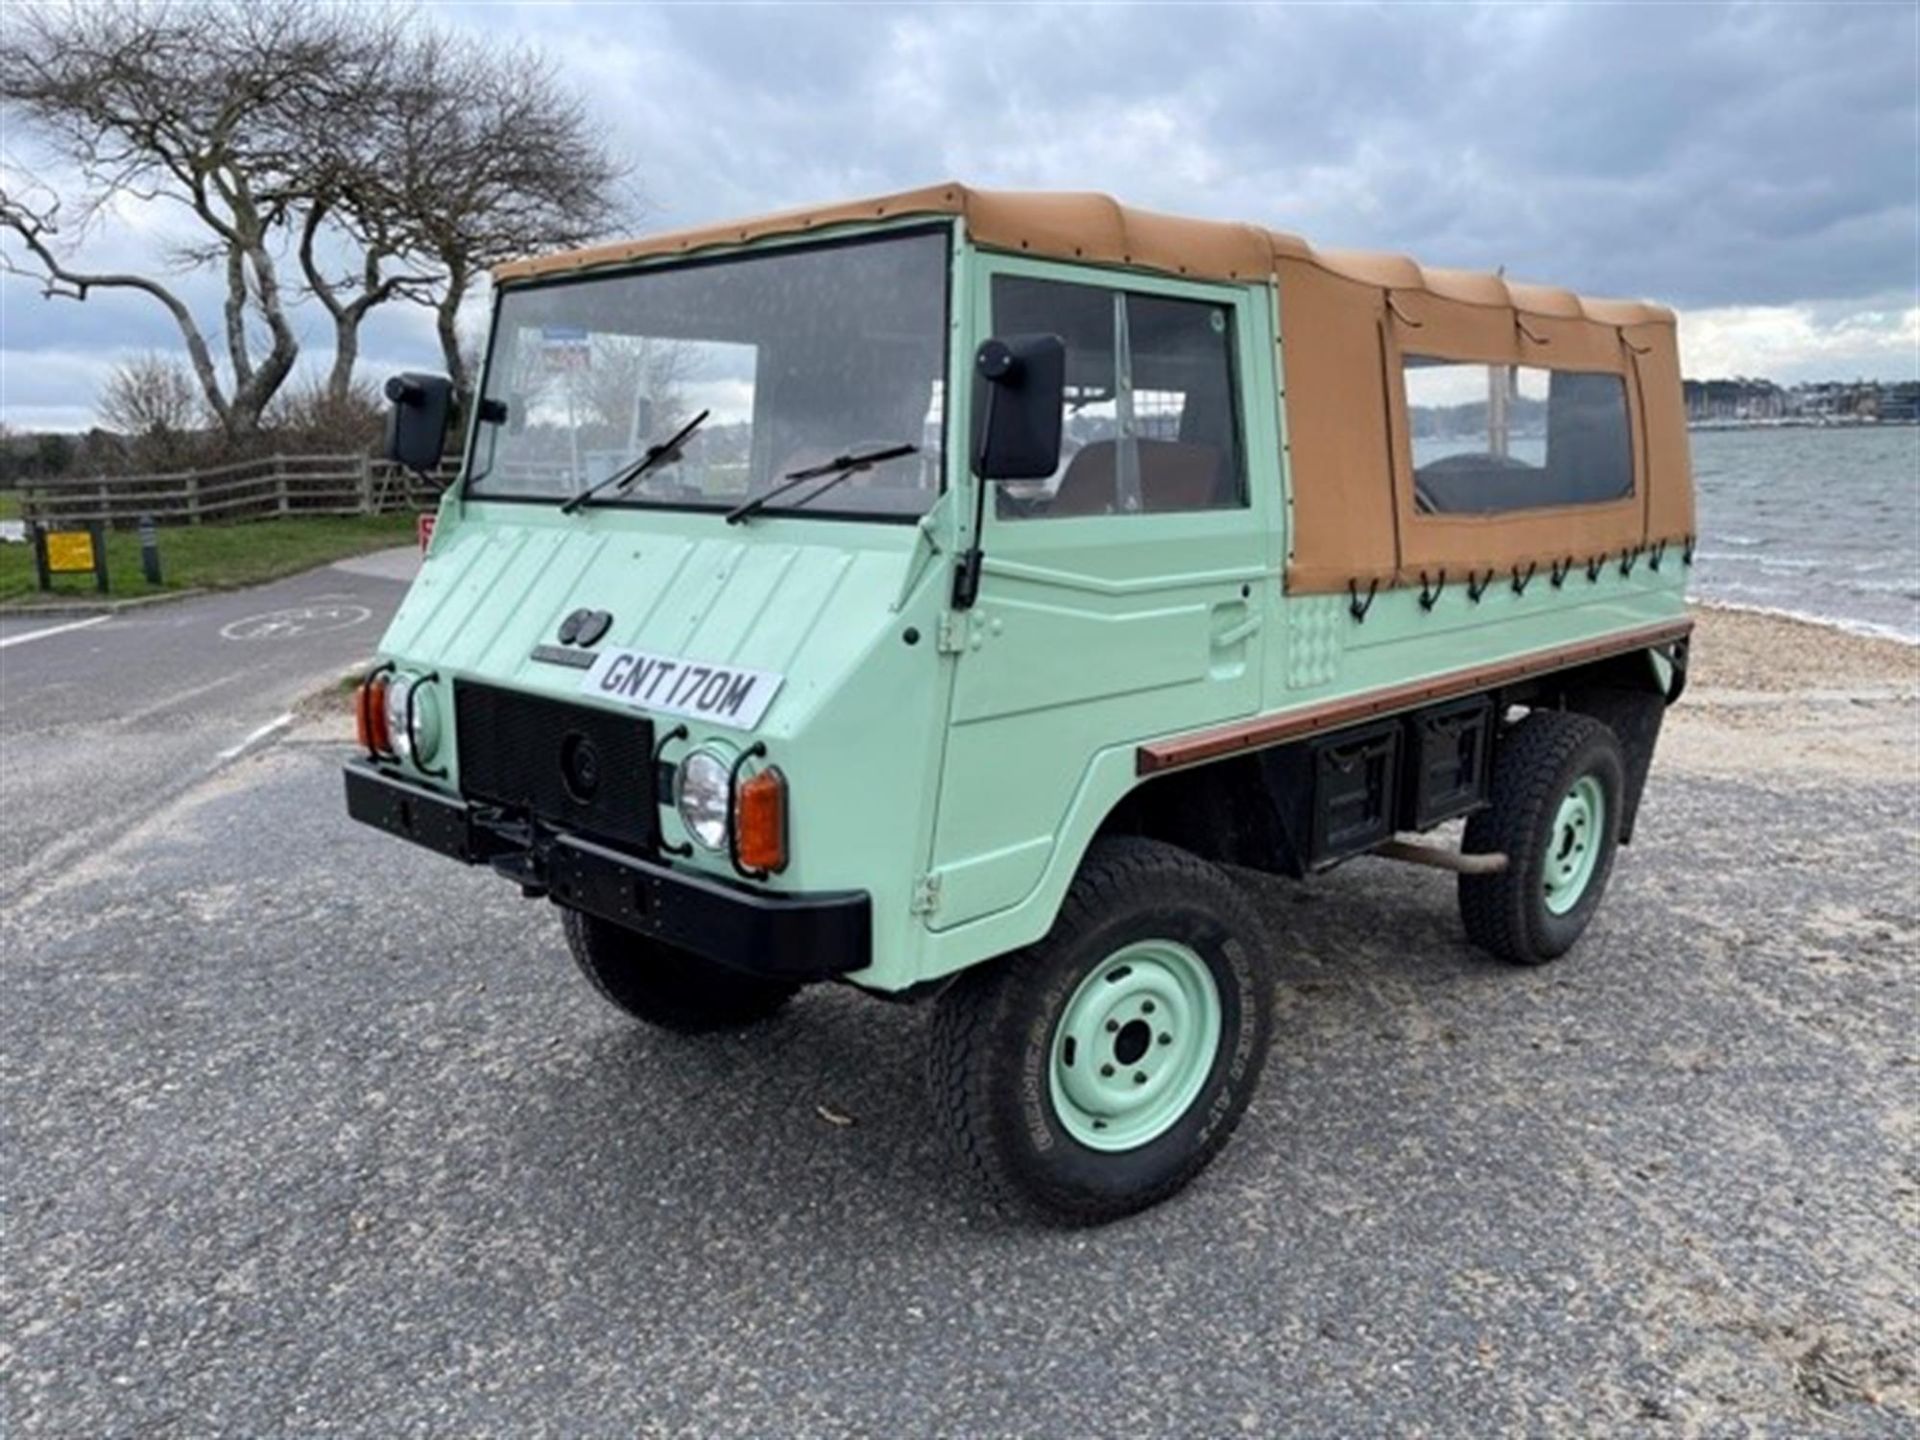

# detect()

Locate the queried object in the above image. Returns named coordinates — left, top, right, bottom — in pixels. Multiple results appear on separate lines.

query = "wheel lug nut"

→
left=1141, top=1000, right=1155, bottom=1014
left=1105, top=1020, right=1119, bottom=1033
left=1133, top=1072, right=1147, bottom=1084
left=1158, top=1033, right=1171, bottom=1045
left=1100, top=1064, right=1114, bottom=1077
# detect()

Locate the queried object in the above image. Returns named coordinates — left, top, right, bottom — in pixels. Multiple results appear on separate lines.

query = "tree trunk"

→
left=224, top=246, right=254, bottom=393
left=436, top=261, right=470, bottom=394
left=225, top=225, right=299, bottom=438
left=327, top=312, right=359, bottom=404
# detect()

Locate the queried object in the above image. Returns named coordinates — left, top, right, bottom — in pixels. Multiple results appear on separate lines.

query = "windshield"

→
left=466, top=227, right=949, bottom=519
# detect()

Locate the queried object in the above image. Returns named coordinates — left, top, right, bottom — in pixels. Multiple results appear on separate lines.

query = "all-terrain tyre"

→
left=1459, top=710, right=1626, bottom=965
left=561, top=909, right=799, bottom=1031
left=927, top=836, right=1274, bottom=1225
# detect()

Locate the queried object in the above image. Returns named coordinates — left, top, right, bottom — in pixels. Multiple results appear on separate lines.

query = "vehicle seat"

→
left=1413, top=452, right=1541, bottom=514
left=1049, top=439, right=1227, bottom=515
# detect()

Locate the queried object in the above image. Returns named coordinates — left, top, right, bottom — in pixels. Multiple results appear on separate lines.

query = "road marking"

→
left=217, top=712, right=294, bottom=762
left=0, top=614, right=111, bottom=650
left=220, top=604, right=372, bottom=641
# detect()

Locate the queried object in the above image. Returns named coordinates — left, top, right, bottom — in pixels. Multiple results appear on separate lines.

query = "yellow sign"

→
left=45, top=530, right=98, bottom=573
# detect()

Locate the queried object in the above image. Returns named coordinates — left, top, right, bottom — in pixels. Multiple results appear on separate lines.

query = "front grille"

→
left=454, top=681, right=656, bottom=850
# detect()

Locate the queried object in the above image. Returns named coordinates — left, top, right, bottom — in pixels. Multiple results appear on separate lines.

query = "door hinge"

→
left=935, top=614, right=968, bottom=654
left=910, top=872, right=942, bottom=915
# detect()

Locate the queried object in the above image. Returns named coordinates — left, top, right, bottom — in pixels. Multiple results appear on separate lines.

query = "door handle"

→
left=1212, top=612, right=1263, bottom=649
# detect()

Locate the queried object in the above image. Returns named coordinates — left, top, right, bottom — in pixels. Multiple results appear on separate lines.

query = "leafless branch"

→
left=2, top=0, right=639, bottom=433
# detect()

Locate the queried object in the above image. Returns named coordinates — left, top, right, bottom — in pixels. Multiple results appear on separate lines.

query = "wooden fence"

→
left=16, top=453, right=456, bottom=528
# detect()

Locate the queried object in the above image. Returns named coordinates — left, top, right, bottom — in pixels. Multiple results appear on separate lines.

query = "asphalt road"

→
left=0, top=550, right=415, bottom=904
left=2, top=586, right=1916, bottom=1434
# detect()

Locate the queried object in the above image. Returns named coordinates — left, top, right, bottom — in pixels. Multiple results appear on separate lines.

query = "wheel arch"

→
left=1505, top=645, right=1674, bottom=844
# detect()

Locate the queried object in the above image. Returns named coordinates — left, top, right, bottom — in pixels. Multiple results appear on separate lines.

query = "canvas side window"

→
left=1403, top=357, right=1633, bottom=514
left=989, top=275, right=1244, bottom=519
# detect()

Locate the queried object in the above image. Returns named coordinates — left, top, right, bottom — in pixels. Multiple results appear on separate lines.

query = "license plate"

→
left=579, top=648, right=783, bottom=730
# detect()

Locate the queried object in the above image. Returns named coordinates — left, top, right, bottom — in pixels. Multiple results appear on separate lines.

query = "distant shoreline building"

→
left=1683, top=377, right=1919, bottom=426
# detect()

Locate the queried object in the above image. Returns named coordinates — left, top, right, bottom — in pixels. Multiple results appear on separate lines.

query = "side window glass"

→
left=1404, top=357, right=1633, bottom=514
left=989, top=275, right=1243, bottom=519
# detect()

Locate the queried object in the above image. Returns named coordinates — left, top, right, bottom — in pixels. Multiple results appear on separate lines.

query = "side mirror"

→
left=971, top=334, right=1065, bottom=481
left=383, top=373, right=454, bottom=475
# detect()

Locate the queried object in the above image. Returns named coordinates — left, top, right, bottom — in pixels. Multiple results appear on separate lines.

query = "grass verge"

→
left=0, top=512, right=419, bottom=605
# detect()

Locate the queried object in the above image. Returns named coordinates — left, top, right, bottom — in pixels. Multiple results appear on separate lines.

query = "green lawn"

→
left=0, top=492, right=20, bottom=521
left=0, top=512, right=420, bottom=605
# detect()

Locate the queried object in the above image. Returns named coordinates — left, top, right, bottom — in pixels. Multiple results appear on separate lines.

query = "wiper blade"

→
left=724, top=443, right=918, bottom=526
left=559, top=409, right=710, bottom=515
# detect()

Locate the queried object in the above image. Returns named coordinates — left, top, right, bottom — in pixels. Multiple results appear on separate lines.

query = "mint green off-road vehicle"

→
left=346, top=185, right=1695, bottom=1223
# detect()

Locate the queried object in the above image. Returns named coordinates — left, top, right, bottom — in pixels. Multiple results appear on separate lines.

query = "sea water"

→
left=1690, top=427, right=1920, bottom=644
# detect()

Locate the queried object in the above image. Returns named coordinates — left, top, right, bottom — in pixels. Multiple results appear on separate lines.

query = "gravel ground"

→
left=2, top=610, right=1916, bottom=1436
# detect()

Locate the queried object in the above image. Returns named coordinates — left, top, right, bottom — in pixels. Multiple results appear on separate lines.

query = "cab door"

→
left=928, top=256, right=1281, bottom=926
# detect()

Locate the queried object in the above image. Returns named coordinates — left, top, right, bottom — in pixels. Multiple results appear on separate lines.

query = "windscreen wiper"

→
left=724, top=443, right=918, bottom=526
left=559, top=409, right=710, bottom=515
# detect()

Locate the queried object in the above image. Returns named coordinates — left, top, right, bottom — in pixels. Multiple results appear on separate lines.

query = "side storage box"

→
left=1402, top=695, right=1493, bottom=829
left=1261, top=719, right=1402, bottom=871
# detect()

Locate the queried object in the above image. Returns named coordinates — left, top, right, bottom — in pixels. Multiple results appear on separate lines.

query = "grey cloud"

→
left=3, top=0, right=1914, bottom=425
left=517, top=0, right=1915, bottom=307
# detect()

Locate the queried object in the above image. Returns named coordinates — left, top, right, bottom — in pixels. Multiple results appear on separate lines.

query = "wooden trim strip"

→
left=1137, top=617, right=1693, bottom=775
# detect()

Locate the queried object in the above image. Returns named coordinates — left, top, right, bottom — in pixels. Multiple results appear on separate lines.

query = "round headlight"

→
left=380, top=673, right=442, bottom=767
left=382, top=673, right=414, bottom=763
left=676, top=746, right=733, bottom=851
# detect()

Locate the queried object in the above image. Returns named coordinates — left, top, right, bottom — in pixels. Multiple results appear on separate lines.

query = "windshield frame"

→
left=457, top=220, right=955, bottom=526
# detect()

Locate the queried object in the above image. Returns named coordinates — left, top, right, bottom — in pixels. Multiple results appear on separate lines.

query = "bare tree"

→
left=266, top=371, right=385, bottom=453
left=581, top=337, right=691, bottom=443
left=280, top=21, right=631, bottom=400
left=2, top=2, right=633, bottom=439
left=0, top=2, right=390, bottom=439
left=98, top=353, right=205, bottom=450
left=375, top=33, right=631, bottom=393
left=286, top=11, right=439, bottom=405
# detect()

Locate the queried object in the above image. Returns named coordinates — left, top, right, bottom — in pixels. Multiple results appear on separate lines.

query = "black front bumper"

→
left=343, top=760, right=868, bottom=982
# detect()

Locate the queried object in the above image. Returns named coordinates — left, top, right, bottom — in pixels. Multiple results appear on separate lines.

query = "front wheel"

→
left=1459, top=710, right=1626, bottom=965
left=928, top=837, right=1274, bottom=1225
left=561, top=909, right=799, bottom=1032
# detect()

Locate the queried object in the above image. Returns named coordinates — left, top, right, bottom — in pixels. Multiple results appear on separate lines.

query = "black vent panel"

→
left=454, top=682, right=656, bottom=850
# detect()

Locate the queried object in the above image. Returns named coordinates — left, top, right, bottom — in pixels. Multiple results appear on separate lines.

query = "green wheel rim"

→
left=1048, top=939, right=1222, bottom=1152
left=1543, top=774, right=1606, bottom=915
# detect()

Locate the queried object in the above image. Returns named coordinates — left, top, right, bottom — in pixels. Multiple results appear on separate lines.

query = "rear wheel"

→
left=561, top=909, right=798, bottom=1031
left=1459, top=710, right=1625, bottom=965
left=928, top=837, right=1273, bottom=1225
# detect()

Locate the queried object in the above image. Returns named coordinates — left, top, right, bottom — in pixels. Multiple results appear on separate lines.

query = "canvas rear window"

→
left=1403, top=359, right=1633, bottom=515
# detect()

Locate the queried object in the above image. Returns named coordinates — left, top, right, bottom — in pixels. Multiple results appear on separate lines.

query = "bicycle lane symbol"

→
left=220, top=603, right=373, bottom=641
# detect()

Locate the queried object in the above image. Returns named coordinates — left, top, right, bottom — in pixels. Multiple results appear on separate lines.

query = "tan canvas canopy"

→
left=496, top=183, right=1693, bottom=594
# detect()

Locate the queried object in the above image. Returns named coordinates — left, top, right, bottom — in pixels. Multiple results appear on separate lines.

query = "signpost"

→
left=32, top=521, right=109, bottom=594
left=139, top=514, right=163, bottom=585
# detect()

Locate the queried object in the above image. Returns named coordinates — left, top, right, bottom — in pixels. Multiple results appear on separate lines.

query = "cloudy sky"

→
left=2, top=0, right=1915, bottom=431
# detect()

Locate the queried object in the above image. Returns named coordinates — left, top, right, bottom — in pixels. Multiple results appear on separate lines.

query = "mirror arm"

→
left=951, top=546, right=984, bottom=611
left=953, top=384, right=998, bottom=611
